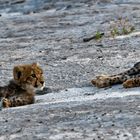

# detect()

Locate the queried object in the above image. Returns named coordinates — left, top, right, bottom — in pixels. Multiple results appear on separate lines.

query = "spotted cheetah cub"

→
left=91, top=62, right=140, bottom=88
left=0, top=63, right=45, bottom=108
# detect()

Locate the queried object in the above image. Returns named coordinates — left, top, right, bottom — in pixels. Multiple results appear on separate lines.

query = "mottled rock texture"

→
left=0, top=0, right=140, bottom=139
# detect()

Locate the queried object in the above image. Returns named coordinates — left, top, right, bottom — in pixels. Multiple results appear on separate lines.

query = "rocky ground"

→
left=0, top=0, right=140, bottom=139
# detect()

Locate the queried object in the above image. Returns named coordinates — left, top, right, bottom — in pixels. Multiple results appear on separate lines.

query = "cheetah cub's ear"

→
left=31, top=62, right=39, bottom=67
left=13, top=66, right=24, bottom=80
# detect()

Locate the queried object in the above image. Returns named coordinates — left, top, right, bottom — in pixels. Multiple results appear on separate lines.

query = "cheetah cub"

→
left=0, top=63, right=45, bottom=108
left=91, top=62, right=140, bottom=88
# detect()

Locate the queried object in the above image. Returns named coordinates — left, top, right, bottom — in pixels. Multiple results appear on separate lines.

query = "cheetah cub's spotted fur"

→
left=91, top=62, right=140, bottom=88
left=0, top=63, right=45, bottom=108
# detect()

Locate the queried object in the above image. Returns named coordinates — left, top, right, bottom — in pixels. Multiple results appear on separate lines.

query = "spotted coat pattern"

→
left=91, top=62, right=140, bottom=88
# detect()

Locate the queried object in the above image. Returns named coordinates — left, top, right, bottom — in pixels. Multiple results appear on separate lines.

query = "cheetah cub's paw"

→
left=91, top=75, right=112, bottom=88
left=2, top=98, right=11, bottom=108
left=123, top=79, right=140, bottom=88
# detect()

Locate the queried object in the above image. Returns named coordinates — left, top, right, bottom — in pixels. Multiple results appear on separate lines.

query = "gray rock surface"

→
left=0, top=0, right=140, bottom=139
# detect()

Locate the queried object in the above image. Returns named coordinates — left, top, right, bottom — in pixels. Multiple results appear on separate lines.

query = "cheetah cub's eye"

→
left=31, top=74, right=36, bottom=78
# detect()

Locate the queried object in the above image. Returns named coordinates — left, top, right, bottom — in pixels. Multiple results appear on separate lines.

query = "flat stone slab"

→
left=0, top=0, right=139, bottom=139
left=1, top=86, right=140, bottom=139
left=37, top=86, right=140, bottom=104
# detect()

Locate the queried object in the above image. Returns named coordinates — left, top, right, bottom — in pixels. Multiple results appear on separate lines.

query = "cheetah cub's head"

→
left=13, top=63, right=45, bottom=91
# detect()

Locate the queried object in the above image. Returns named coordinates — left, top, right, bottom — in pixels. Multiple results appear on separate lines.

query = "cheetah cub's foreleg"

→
left=91, top=62, right=140, bottom=88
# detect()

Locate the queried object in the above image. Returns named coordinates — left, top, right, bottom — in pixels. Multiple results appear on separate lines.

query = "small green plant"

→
left=83, top=31, right=104, bottom=42
left=130, top=26, right=135, bottom=32
left=95, top=31, right=104, bottom=40
left=110, top=17, right=135, bottom=37
left=111, top=28, right=119, bottom=37
left=122, top=27, right=129, bottom=35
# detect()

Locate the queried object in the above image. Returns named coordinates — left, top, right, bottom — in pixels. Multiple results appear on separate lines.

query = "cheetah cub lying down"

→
left=0, top=63, right=45, bottom=108
left=91, top=62, right=140, bottom=88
